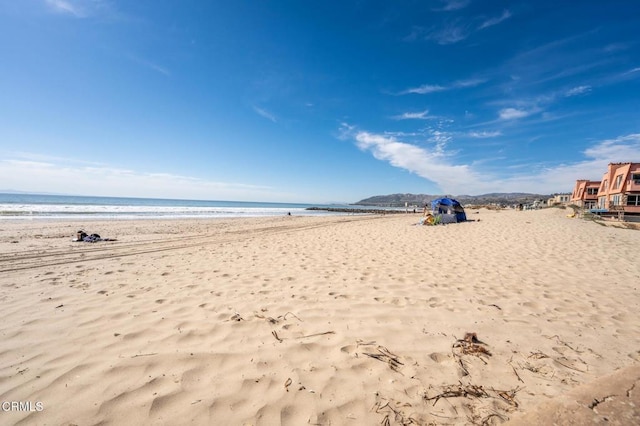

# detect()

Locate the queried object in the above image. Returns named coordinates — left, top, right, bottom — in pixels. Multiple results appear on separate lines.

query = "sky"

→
left=0, top=0, right=639, bottom=203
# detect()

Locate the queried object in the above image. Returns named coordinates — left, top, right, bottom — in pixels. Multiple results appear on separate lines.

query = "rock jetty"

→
left=306, top=207, right=410, bottom=214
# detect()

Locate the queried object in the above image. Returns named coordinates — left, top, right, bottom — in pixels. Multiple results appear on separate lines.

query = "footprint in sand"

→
left=429, top=352, right=451, bottom=363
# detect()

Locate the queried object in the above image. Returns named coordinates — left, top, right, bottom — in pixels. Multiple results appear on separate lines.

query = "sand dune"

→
left=1, top=208, right=639, bottom=424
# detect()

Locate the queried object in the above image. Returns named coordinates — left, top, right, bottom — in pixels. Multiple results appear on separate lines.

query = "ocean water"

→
left=0, top=193, right=359, bottom=220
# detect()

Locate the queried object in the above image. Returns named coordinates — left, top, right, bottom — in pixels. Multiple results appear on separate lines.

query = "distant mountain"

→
left=355, top=193, right=551, bottom=207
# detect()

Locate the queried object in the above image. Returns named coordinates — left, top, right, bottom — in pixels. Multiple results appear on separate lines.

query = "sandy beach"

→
left=0, top=208, right=639, bottom=425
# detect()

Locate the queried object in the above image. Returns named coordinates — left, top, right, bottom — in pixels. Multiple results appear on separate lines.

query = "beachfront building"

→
left=596, top=162, right=640, bottom=214
left=570, top=180, right=600, bottom=209
left=547, top=193, right=571, bottom=206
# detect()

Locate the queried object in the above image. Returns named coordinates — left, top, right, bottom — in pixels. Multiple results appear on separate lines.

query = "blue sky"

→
left=1, top=0, right=639, bottom=203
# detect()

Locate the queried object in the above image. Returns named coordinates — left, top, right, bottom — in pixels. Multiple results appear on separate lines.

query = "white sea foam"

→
left=0, top=204, right=341, bottom=220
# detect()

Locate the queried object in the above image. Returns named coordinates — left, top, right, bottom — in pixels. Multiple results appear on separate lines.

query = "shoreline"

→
left=1, top=209, right=638, bottom=424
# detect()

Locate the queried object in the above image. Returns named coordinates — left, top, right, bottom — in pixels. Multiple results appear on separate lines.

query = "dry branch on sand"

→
left=362, top=345, right=404, bottom=372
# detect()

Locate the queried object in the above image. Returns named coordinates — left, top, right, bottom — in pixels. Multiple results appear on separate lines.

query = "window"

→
left=602, top=180, right=608, bottom=191
left=633, top=173, right=640, bottom=184
left=598, top=196, right=606, bottom=208
left=613, top=175, right=623, bottom=189
left=627, top=195, right=640, bottom=206
left=611, top=194, right=622, bottom=206
left=587, top=188, right=598, bottom=195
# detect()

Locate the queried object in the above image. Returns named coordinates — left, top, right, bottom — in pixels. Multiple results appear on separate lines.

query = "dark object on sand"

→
left=74, top=230, right=116, bottom=243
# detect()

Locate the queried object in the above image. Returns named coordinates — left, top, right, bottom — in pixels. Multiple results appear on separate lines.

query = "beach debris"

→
left=254, top=311, right=303, bottom=324
left=553, top=357, right=588, bottom=373
left=497, top=388, right=520, bottom=407
left=284, top=377, right=292, bottom=392
left=230, top=312, right=244, bottom=322
left=453, top=332, right=492, bottom=357
left=509, top=362, right=525, bottom=383
left=254, top=313, right=278, bottom=324
left=130, top=353, right=158, bottom=358
left=271, top=330, right=283, bottom=342
left=424, top=383, right=522, bottom=408
left=295, top=331, right=335, bottom=340
left=283, top=311, right=303, bottom=322
left=544, top=334, right=584, bottom=354
left=362, top=345, right=404, bottom=372
left=425, top=383, right=490, bottom=406
left=372, top=397, right=417, bottom=426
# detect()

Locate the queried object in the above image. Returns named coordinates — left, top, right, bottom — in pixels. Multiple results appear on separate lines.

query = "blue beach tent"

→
left=431, top=198, right=467, bottom=222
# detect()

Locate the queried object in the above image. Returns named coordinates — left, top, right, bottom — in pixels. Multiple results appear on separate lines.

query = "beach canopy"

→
left=430, top=197, right=467, bottom=222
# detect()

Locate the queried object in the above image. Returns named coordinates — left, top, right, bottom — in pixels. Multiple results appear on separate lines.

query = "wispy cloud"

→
left=345, top=124, right=640, bottom=195
left=0, top=155, right=277, bottom=201
left=400, top=78, right=485, bottom=95
left=45, top=0, right=84, bottom=17
left=498, top=108, right=534, bottom=120
left=127, top=55, right=170, bottom=76
left=392, top=110, right=433, bottom=120
left=496, top=31, right=616, bottom=91
left=253, top=106, right=277, bottom=123
left=468, top=130, right=502, bottom=138
left=565, top=85, right=592, bottom=97
left=426, top=19, right=470, bottom=45
left=478, top=10, right=512, bottom=30
left=44, top=0, right=114, bottom=18
left=583, top=134, right=640, bottom=160
left=401, top=84, right=446, bottom=95
left=434, top=0, right=471, bottom=12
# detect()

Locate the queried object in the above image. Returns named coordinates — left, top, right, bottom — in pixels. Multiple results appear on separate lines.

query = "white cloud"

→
left=346, top=123, right=640, bottom=195
left=392, top=110, right=433, bottom=120
left=453, top=78, right=487, bottom=88
left=401, top=78, right=485, bottom=95
left=498, top=108, right=532, bottom=120
left=583, top=134, right=640, bottom=160
left=0, top=157, right=283, bottom=201
left=468, top=131, right=502, bottom=138
left=45, top=0, right=83, bottom=17
left=478, top=10, right=512, bottom=30
left=344, top=125, right=480, bottom=192
left=565, top=85, right=592, bottom=97
left=401, top=84, right=446, bottom=95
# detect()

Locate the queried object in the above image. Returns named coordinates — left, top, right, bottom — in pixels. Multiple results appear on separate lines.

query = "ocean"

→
left=0, top=193, right=370, bottom=220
